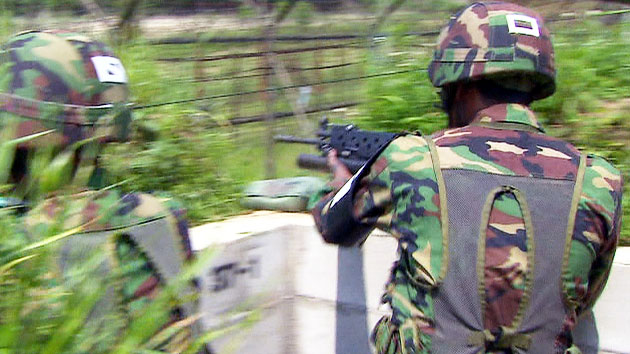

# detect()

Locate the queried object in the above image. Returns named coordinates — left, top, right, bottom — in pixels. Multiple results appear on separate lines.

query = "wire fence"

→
left=139, top=6, right=630, bottom=115
left=130, top=2, right=629, bottom=178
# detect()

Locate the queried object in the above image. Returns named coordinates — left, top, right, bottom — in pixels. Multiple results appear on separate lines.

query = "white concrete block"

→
left=594, top=247, right=630, bottom=354
left=189, top=211, right=314, bottom=251
left=293, top=226, right=340, bottom=303
left=190, top=212, right=630, bottom=354
left=294, top=298, right=336, bottom=354
left=197, top=226, right=291, bottom=323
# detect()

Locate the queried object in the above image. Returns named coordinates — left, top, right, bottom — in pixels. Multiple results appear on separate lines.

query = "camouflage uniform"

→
left=312, top=3, right=623, bottom=353
left=0, top=30, right=204, bottom=352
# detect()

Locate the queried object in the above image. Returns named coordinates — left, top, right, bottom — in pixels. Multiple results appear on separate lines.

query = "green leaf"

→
left=19, top=225, right=83, bottom=253
left=377, top=95, right=406, bottom=105
left=38, top=150, right=74, bottom=195
left=0, top=254, right=38, bottom=277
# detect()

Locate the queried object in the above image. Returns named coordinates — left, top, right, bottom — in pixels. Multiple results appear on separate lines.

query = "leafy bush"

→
left=0, top=209, right=244, bottom=353
left=359, top=66, right=446, bottom=135
left=103, top=124, right=241, bottom=223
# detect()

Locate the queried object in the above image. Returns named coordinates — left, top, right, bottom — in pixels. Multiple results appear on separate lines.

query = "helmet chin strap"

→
left=72, top=139, right=100, bottom=189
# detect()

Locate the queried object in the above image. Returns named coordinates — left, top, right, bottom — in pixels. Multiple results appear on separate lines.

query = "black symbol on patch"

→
left=107, top=63, right=121, bottom=76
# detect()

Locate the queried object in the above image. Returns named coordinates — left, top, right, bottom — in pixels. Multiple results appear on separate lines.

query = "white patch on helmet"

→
left=91, top=56, right=128, bottom=84
left=506, top=14, right=540, bottom=37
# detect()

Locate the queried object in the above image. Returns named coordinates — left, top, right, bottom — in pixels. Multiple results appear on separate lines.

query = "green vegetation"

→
left=0, top=4, right=628, bottom=352
left=99, top=15, right=630, bottom=244
left=0, top=6, right=628, bottom=241
left=0, top=206, right=256, bottom=353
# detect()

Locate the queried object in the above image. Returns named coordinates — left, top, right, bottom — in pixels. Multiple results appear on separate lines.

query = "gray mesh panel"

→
left=432, top=170, right=487, bottom=354
left=572, top=310, right=599, bottom=354
left=127, top=218, right=184, bottom=281
left=432, top=169, right=576, bottom=353
left=59, top=231, right=117, bottom=320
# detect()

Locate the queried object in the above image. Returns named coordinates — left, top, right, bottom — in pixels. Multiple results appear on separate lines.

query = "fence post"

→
left=262, top=24, right=277, bottom=179
left=313, top=48, right=324, bottom=106
left=231, top=56, right=243, bottom=119
left=194, top=33, right=205, bottom=101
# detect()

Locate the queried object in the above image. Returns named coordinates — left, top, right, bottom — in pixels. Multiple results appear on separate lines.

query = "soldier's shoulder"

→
left=585, top=154, right=623, bottom=185
left=370, top=133, right=436, bottom=177
left=25, top=190, right=181, bottom=236
left=583, top=153, right=623, bottom=201
left=586, top=154, right=622, bottom=176
left=383, top=133, right=431, bottom=155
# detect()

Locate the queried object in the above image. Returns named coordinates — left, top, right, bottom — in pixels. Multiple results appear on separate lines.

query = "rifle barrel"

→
left=297, top=153, right=366, bottom=174
left=274, top=135, right=321, bottom=145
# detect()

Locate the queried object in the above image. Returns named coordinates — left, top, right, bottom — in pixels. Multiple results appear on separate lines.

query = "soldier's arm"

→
left=311, top=143, right=396, bottom=247
left=574, top=155, right=624, bottom=313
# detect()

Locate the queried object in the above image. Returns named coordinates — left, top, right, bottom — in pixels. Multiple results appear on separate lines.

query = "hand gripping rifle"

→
left=274, top=118, right=397, bottom=174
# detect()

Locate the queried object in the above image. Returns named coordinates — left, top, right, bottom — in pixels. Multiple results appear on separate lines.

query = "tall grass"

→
left=0, top=210, right=253, bottom=353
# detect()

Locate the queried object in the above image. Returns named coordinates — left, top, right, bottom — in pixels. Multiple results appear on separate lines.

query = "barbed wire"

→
left=228, top=101, right=361, bottom=125
left=190, top=61, right=363, bottom=83
left=148, top=8, right=630, bottom=46
left=158, top=42, right=364, bottom=62
left=134, top=68, right=422, bottom=110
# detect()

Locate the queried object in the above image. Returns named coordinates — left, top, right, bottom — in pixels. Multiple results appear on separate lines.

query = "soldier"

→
left=312, top=2, right=623, bottom=353
left=0, top=30, right=208, bottom=352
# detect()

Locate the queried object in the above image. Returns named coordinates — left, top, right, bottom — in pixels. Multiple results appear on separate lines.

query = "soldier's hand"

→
left=327, top=149, right=353, bottom=189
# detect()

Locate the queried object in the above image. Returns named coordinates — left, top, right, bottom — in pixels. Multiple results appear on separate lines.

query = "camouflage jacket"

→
left=22, top=189, right=195, bottom=351
left=312, top=103, right=623, bottom=353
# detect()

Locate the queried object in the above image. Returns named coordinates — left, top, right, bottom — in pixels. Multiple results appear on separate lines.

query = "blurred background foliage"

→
left=0, top=0, right=628, bottom=236
left=0, top=205, right=251, bottom=353
left=1, top=0, right=625, bottom=242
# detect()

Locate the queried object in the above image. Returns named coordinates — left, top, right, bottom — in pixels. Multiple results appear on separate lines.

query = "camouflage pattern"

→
left=428, top=2, right=556, bottom=100
left=565, top=154, right=623, bottom=311
left=23, top=189, right=195, bottom=351
left=483, top=190, right=528, bottom=334
left=312, top=103, right=623, bottom=353
left=25, top=190, right=189, bottom=239
left=242, top=176, right=327, bottom=212
left=0, top=30, right=131, bottom=147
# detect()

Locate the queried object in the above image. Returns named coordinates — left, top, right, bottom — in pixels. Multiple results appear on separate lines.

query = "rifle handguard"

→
left=297, top=154, right=366, bottom=174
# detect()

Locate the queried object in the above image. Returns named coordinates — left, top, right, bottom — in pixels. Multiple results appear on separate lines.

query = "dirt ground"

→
left=14, top=12, right=374, bottom=39
left=11, top=1, right=627, bottom=40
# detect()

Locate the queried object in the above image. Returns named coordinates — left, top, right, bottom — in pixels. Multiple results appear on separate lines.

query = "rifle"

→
left=274, top=118, right=397, bottom=174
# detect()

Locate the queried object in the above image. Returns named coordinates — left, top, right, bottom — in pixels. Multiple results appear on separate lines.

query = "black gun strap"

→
left=324, top=132, right=400, bottom=246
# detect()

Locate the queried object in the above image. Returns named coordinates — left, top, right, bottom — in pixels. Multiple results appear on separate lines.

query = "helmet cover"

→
left=428, top=1, right=556, bottom=100
left=0, top=30, right=132, bottom=148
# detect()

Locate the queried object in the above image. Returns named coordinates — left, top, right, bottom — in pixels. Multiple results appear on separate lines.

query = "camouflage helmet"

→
left=0, top=30, right=132, bottom=148
left=428, top=2, right=556, bottom=100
